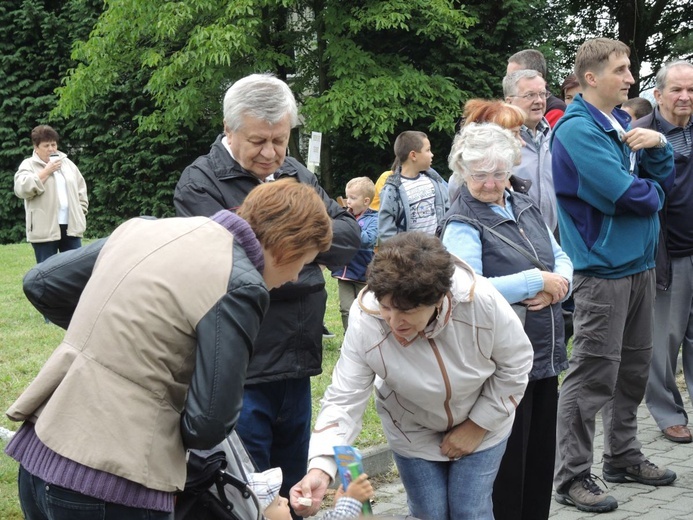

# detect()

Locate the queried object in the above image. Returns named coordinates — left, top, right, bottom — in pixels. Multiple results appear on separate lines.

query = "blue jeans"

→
left=393, top=438, right=508, bottom=520
left=32, top=224, right=82, bottom=264
left=234, top=378, right=311, bottom=516
left=18, top=466, right=172, bottom=520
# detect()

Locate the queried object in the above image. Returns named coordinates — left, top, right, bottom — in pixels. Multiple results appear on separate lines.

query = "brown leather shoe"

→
left=662, top=425, right=693, bottom=443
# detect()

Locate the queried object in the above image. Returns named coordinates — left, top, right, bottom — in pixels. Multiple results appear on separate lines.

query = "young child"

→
left=248, top=467, right=290, bottom=520
left=322, top=473, right=374, bottom=519
left=377, top=131, right=449, bottom=242
left=253, top=468, right=373, bottom=520
left=621, top=96, right=654, bottom=121
left=331, top=177, right=378, bottom=331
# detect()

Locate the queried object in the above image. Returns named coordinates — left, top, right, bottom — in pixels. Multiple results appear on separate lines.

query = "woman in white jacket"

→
left=291, top=232, right=533, bottom=520
left=14, top=125, right=88, bottom=264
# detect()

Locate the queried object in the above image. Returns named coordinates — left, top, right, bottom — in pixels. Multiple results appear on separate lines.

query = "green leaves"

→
left=303, top=67, right=462, bottom=146
left=0, top=0, right=567, bottom=244
left=55, top=0, right=474, bottom=142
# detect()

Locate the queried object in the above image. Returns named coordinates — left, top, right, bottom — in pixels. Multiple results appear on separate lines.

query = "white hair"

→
left=223, top=73, right=299, bottom=131
left=448, top=123, right=521, bottom=187
left=502, top=69, right=544, bottom=98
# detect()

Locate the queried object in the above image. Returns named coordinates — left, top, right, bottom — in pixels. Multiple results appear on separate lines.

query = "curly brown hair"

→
left=367, top=232, right=454, bottom=310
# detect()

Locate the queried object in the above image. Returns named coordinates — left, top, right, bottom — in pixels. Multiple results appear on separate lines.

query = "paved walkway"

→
left=369, top=395, right=693, bottom=519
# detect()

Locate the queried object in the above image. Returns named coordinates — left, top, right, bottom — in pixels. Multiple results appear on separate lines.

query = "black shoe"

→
left=322, top=325, right=335, bottom=339
left=555, top=473, right=618, bottom=513
left=603, top=460, right=676, bottom=486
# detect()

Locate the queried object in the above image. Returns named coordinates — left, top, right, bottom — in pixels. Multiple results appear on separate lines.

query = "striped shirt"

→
left=654, top=109, right=692, bottom=157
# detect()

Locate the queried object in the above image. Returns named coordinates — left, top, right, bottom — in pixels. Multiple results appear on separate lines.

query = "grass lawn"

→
left=0, top=241, right=383, bottom=518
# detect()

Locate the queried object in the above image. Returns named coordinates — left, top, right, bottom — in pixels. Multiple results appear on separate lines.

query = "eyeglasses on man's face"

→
left=467, top=170, right=511, bottom=183
left=511, top=91, right=551, bottom=101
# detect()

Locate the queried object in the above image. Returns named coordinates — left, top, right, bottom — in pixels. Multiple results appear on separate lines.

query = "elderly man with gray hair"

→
left=507, top=49, right=567, bottom=126
left=174, top=73, right=360, bottom=518
left=503, top=69, right=558, bottom=233
left=635, top=60, right=693, bottom=445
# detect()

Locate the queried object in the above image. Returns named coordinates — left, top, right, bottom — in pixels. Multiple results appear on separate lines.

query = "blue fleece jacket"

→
left=550, top=94, right=674, bottom=278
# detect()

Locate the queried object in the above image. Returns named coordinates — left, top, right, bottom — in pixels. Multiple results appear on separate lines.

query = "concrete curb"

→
left=361, top=443, right=395, bottom=478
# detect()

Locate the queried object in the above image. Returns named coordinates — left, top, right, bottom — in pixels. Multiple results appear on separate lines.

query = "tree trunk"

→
left=617, top=0, right=641, bottom=96
left=313, top=0, right=333, bottom=195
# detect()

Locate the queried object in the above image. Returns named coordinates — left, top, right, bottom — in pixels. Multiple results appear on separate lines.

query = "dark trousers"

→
left=234, top=378, right=312, bottom=520
left=18, top=466, right=172, bottom=520
left=493, top=377, right=559, bottom=520
left=32, top=224, right=82, bottom=264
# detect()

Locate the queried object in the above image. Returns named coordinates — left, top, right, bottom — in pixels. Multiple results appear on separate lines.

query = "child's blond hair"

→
left=346, top=176, right=375, bottom=201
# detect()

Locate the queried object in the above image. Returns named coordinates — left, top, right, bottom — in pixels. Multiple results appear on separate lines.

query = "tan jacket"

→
left=6, top=216, right=268, bottom=492
left=308, top=259, right=533, bottom=479
left=14, top=151, right=88, bottom=242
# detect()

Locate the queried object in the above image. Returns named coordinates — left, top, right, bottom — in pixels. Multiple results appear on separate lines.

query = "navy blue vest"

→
left=442, top=187, right=567, bottom=380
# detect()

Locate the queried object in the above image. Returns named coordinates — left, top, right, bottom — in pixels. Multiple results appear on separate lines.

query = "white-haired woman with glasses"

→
left=439, top=122, right=573, bottom=520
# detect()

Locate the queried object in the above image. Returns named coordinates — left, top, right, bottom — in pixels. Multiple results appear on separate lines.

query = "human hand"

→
left=522, top=291, right=553, bottom=310
left=345, top=474, right=374, bottom=503
left=289, top=469, right=331, bottom=517
left=439, top=419, right=487, bottom=459
left=334, top=484, right=346, bottom=502
left=621, top=128, right=664, bottom=151
left=40, top=159, right=62, bottom=181
left=540, top=272, right=569, bottom=303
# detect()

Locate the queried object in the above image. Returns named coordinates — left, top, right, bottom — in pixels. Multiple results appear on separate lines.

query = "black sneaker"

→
left=603, top=459, right=677, bottom=486
left=555, top=473, right=618, bottom=513
left=322, top=325, right=335, bottom=339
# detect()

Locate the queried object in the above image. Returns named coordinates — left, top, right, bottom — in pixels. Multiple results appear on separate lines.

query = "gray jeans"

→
left=554, top=270, right=655, bottom=490
left=646, top=255, right=693, bottom=430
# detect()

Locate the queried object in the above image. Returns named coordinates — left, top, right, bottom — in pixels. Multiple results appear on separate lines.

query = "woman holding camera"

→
left=14, top=124, right=88, bottom=264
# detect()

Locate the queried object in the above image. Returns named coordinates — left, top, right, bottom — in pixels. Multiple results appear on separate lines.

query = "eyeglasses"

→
left=467, top=170, right=511, bottom=182
left=510, top=91, right=551, bottom=101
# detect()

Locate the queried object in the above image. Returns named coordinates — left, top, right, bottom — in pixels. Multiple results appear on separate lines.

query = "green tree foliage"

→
left=547, top=0, right=693, bottom=95
left=0, top=0, right=95, bottom=244
left=0, top=0, right=218, bottom=244
left=328, top=0, right=551, bottom=189
left=57, top=0, right=474, bottom=142
left=2, top=0, right=555, bottom=244
left=56, top=0, right=555, bottom=195
left=55, top=0, right=479, bottom=194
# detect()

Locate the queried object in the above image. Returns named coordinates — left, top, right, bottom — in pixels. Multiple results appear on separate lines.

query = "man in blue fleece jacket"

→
left=551, top=38, right=676, bottom=514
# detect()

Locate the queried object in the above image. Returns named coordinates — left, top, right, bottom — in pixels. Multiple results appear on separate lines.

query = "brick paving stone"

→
left=368, top=394, right=693, bottom=519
